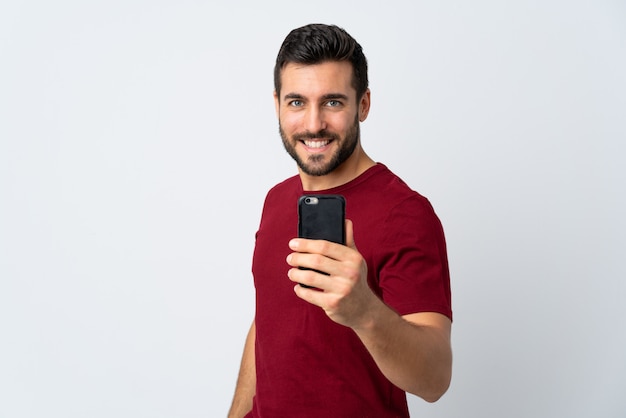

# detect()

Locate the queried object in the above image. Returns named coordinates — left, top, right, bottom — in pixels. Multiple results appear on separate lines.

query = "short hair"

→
left=274, top=24, right=369, bottom=100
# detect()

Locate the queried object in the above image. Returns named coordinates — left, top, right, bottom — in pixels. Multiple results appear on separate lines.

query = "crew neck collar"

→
left=301, top=163, right=386, bottom=194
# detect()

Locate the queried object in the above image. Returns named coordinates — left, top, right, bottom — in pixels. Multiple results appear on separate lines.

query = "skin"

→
left=228, top=322, right=255, bottom=417
left=228, top=61, right=452, bottom=418
left=276, top=61, right=374, bottom=192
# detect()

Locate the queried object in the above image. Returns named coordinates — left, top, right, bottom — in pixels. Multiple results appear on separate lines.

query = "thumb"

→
left=345, top=219, right=358, bottom=250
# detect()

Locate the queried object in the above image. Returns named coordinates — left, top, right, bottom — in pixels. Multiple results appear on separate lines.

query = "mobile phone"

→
left=298, top=195, right=346, bottom=245
left=297, top=195, right=346, bottom=287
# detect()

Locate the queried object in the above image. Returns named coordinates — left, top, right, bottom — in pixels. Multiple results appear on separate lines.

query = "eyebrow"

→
left=283, top=93, right=304, bottom=101
left=283, top=93, right=350, bottom=101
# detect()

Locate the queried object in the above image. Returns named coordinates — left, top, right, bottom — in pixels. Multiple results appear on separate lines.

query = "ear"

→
left=273, top=90, right=280, bottom=118
left=358, top=89, right=371, bottom=122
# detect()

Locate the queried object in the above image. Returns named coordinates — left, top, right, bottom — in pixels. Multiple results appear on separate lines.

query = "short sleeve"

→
left=376, top=195, right=452, bottom=320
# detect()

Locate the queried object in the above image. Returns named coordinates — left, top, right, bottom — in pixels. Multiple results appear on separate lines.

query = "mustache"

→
left=292, top=130, right=339, bottom=142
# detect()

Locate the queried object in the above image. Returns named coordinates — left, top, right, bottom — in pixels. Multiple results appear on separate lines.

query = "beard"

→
left=279, top=115, right=360, bottom=177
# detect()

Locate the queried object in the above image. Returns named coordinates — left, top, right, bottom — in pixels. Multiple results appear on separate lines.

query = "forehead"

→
left=279, top=61, right=356, bottom=99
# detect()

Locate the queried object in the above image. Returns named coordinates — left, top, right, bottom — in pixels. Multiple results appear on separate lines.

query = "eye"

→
left=326, top=100, right=342, bottom=107
left=289, top=100, right=304, bottom=107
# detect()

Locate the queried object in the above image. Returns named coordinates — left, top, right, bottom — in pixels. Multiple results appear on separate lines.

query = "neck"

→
left=299, top=146, right=376, bottom=192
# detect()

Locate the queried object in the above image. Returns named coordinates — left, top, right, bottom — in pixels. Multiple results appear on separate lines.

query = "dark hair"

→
left=274, top=24, right=369, bottom=100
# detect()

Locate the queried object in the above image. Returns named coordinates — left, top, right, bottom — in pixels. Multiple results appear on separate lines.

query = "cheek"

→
left=279, top=112, right=302, bottom=132
left=328, top=114, right=353, bottom=133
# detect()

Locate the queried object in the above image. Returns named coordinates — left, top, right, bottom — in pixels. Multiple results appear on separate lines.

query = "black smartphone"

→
left=297, top=195, right=346, bottom=287
left=298, top=194, right=346, bottom=245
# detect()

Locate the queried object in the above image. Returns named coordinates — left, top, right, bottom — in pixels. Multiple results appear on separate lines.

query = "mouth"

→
left=303, top=139, right=331, bottom=149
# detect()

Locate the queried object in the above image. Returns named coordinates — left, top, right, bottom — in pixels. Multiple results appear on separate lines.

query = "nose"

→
left=303, top=106, right=327, bottom=134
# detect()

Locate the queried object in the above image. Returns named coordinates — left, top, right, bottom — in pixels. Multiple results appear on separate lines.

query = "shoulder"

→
left=359, top=164, right=431, bottom=208
left=265, top=174, right=300, bottom=199
left=366, top=165, right=442, bottom=234
left=260, top=174, right=301, bottom=213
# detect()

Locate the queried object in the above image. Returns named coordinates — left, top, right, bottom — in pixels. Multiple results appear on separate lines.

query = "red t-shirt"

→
left=248, top=164, right=452, bottom=418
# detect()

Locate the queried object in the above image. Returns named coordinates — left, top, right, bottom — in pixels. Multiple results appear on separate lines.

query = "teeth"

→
left=304, top=140, right=330, bottom=148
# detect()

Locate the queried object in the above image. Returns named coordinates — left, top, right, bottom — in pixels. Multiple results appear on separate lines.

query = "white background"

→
left=1, top=1, right=625, bottom=417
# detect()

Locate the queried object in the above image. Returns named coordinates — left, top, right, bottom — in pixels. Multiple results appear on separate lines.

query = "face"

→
left=275, top=61, right=369, bottom=177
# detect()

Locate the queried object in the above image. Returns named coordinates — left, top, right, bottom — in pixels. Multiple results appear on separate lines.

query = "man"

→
left=228, top=24, right=452, bottom=418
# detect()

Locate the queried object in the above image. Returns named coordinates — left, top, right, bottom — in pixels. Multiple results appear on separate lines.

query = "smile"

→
left=303, top=140, right=330, bottom=149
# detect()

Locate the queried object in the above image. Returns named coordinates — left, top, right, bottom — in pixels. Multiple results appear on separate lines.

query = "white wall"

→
left=1, top=1, right=624, bottom=417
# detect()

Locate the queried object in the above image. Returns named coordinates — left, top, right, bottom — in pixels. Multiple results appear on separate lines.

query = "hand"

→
left=286, top=219, right=378, bottom=329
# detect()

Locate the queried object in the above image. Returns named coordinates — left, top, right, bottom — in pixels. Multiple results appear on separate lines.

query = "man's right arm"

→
left=227, top=320, right=256, bottom=418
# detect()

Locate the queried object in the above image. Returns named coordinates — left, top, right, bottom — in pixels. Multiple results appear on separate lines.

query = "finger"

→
left=293, top=282, right=326, bottom=307
left=287, top=251, right=330, bottom=274
left=345, top=219, right=357, bottom=251
left=288, top=267, right=328, bottom=291
left=289, top=238, right=345, bottom=262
